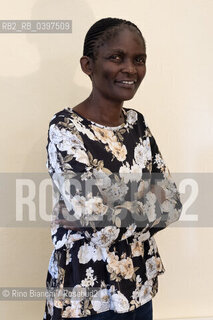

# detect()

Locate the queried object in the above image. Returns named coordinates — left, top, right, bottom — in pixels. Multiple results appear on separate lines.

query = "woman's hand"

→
left=53, top=200, right=83, bottom=231
left=54, top=218, right=82, bottom=231
left=150, top=184, right=166, bottom=204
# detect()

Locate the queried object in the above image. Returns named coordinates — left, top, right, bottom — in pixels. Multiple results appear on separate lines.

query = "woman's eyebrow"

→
left=108, top=49, right=147, bottom=57
left=109, top=49, right=125, bottom=54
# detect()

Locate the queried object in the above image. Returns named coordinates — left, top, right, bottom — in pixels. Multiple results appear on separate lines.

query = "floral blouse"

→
left=43, top=106, right=182, bottom=319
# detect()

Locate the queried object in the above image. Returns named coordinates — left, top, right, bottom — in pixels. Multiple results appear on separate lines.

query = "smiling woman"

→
left=43, top=17, right=182, bottom=320
left=106, top=49, right=147, bottom=89
left=77, top=26, right=147, bottom=118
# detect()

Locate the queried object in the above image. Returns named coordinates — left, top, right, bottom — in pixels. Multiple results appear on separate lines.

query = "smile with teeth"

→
left=116, top=80, right=136, bottom=84
left=115, top=80, right=137, bottom=87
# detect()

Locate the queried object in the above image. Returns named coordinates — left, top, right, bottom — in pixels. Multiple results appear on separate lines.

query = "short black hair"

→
left=83, top=17, right=146, bottom=61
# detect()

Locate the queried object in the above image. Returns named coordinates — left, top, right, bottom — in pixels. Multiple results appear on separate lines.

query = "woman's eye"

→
left=136, top=57, right=145, bottom=64
left=110, top=55, right=121, bottom=61
left=109, top=55, right=145, bottom=64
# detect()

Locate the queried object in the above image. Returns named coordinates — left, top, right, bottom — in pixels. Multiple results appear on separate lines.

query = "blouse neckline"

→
left=67, top=107, right=128, bottom=130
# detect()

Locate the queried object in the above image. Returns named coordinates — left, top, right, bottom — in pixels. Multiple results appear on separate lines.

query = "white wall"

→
left=0, top=0, right=212, bottom=319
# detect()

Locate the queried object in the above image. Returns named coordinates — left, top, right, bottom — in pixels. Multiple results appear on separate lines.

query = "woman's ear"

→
left=80, top=56, right=94, bottom=78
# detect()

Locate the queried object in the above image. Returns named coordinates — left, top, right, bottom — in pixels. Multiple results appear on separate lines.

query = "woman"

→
left=43, top=17, right=182, bottom=320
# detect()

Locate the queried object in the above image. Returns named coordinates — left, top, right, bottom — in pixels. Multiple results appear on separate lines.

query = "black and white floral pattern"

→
left=43, top=107, right=182, bottom=319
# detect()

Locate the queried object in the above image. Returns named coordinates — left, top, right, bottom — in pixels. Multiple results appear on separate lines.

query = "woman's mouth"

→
left=115, top=80, right=136, bottom=88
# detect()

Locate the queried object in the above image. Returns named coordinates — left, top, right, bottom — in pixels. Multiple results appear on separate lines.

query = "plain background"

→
left=0, top=0, right=213, bottom=319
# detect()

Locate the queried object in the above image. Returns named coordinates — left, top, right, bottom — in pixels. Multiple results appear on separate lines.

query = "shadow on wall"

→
left=1, top=0, right=95, bottom=172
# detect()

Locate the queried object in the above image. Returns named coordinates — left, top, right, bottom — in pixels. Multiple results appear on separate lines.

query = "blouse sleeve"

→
left=46, top=114, right=109, bottom=249
left=143, top=120, right=183, bottom=237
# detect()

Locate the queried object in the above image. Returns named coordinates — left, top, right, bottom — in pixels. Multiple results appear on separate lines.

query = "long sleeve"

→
left=46, top=114, right=111, bottom=249
left=142, top=121, right=182, bottom=237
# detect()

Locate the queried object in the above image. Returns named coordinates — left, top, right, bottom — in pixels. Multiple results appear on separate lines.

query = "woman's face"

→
left=90, top=28, right=147, bottom=102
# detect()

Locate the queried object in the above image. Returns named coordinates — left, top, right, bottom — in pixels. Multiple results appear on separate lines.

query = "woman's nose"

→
left=122, top=59, right=137, bottom=74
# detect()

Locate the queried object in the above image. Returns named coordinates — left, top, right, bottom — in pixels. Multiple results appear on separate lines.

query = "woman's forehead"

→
left=104, top=47, right=146, bottom=55
left=109, top=28, right=143, bottom=45
left=98, top=31, right=146, bottom=55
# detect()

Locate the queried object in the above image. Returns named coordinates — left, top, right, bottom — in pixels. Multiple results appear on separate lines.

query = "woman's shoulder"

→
left=123, top=106, right=144, bottom=116
left=46, top=107, right=79, bottom=128
left=48, top=107, right=72, bottom=126
left=123, top=106, right=147, bottom=126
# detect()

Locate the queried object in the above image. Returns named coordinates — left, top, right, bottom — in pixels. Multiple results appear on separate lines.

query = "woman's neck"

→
left=73, top=96, right=124, bottom=127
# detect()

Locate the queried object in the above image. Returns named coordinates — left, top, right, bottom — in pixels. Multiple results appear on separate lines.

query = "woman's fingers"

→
left=54, top=219, right=82, bottom=230
left=150, top=184, right=166, bottom=204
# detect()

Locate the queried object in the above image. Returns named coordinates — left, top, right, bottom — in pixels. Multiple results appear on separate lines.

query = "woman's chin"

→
left=111, top=91, right=136, bottom=102
left=120, top=93, right=136, bottom=101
